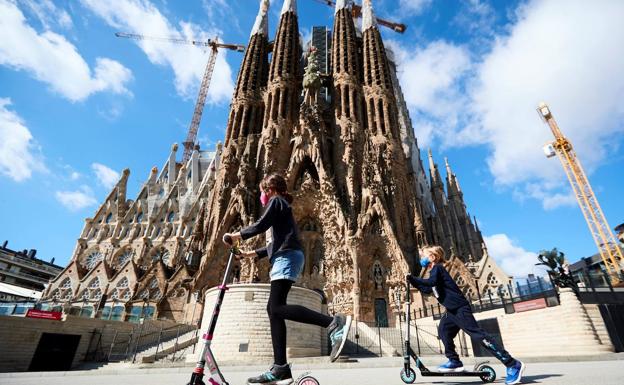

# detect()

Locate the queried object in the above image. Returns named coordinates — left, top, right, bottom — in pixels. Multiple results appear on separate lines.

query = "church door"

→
left=374, top=298, right=388, bottom=327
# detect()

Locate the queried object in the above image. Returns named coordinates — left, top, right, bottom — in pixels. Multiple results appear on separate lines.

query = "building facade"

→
left=0, top=241, right=62, bottom=295
left=42, top=0, right=510, bottom=325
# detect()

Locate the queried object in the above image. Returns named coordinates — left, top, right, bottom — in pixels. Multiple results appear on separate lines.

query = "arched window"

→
left=149, top=278, right=159, bottom=289
left=84, top=251, right=103, bottom=269
left=60, top=278, right=72, bottom=289
left=152, top=248, right=170, bottom=264
left=487, top=272, right=498, bottom=286
left=118, top=250, right=133, bottom=266
left=136, top=212, right=144, bottom=222
left=105, top=213, right=113, bottom=224
left=88, top=277, right=100, bottom=289
left=167, top=211, right=175, bottom=223
left=117, top=277, right=129, bottom=288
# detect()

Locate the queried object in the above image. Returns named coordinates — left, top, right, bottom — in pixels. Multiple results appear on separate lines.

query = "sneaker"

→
left=505, top=360, right=526, bottom=385
left=438, top=360, right=465, bottom=372
left=328, top=314, right=352, bottom=362
left=247, top=363, right=293, bottom=385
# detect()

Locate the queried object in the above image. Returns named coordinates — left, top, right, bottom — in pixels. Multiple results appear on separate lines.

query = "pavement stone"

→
left=1, top=359, right=623, bottom=385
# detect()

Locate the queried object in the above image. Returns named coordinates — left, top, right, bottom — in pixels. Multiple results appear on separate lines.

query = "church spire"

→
left=335, top=0, right=350, bottom=13
left=250, top=0, right=270, bottom=37
left=281, top=0, right=297, bottom=14
left=226, top=0, right=270, bottom=145
left=428, top=149, right=442, bottom=187
left=362, top=0, right=378, bottom=31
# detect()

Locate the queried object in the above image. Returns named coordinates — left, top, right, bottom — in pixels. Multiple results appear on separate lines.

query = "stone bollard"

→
left=187, top=284, right=325, bottom=363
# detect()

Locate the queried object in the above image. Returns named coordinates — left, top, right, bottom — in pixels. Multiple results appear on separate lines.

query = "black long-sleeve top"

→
left=408, top=264, right=470, bottom=310
left=239, top=195, right=303, bottom=259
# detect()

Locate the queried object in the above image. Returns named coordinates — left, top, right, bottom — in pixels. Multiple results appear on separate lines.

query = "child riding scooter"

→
left=406, top=246, right=526, bottom=385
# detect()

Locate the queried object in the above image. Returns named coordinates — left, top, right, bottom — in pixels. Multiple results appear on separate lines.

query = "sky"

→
left=1, top=0, right=623, bottom=278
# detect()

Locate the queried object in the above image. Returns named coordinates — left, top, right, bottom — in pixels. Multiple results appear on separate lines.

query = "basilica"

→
left=42, top=0, right=510, bottom=325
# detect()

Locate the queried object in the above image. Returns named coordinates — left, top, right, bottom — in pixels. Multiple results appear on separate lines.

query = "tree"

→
left=536, top=248, right=577, bottom=291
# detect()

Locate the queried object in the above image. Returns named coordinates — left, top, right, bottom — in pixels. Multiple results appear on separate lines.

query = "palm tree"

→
left=536, top=248, right=577, bottom=291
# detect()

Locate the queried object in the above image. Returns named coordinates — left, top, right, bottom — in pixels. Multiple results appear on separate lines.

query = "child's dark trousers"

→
left=439, top=305, right=516, bottom=367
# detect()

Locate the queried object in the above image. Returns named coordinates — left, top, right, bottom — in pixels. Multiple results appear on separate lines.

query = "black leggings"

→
left=268, top=279, right=333, bottom=365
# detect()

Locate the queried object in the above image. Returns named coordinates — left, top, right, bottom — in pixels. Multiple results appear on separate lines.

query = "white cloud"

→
left=389, top=40, right=473, bottom=148
left=484, top=233, right=545, bottom=278
left=470, top=0, right=624, bottom=188
left=92, top=163, right=120, bottom=189
left=81, top=0, right=235, bottom=104
left=392, top=0, right=624, bottom=208
left=398, top=0, right=432, bottom=16
left=0, top=0, right=133, bottom=102
left=513, top=182, right=577, bottom=211
left=55, top=185, right=97, bottom=211
left=22, top=0, right=73, bottom=30
left=0, top=98, right=47, bottom=181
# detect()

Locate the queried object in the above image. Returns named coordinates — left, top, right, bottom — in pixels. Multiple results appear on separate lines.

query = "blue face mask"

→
left=420, top=256, right=430, bottom=268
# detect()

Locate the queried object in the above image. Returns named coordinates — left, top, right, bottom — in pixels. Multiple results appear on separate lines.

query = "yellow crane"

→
left=115, top=32, right=245, bottom=162
left=537, top=103, right=623, bottom=285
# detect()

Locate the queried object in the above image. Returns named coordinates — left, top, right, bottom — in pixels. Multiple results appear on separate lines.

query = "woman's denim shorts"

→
left=270, top=249, right=305, bottom=282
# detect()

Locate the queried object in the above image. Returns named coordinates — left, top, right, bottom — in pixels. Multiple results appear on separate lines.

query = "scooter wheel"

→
left=478, top=365, right=496, bottom=383
left=400, top=368, right=416, bottom=384
left=297, top=376, right=319, bottom=385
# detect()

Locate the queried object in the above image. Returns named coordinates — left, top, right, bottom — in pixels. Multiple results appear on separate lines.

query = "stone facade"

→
left=41, top=0, right=510, bottom=325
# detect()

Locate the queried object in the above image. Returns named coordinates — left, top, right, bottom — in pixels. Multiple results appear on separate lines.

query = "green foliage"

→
left=536, top=248, right=577, bottom=290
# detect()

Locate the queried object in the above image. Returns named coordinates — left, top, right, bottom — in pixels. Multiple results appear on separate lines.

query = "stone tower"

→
left=194, top=0, right=425, bottom=322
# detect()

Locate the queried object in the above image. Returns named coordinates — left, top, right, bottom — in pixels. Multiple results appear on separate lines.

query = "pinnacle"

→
left=281, top=0, right=297, bottom=15
left=251, top=0, right=270, bottom=37
left=335, top=0, right=350, bottom=14
left=362, top=0, right=378, bottom=31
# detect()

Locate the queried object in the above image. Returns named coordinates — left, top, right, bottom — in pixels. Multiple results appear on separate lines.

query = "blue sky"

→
left=1, top=0, right=623, bottom=278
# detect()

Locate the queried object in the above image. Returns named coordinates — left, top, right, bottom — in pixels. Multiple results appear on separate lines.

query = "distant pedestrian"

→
left=225, top=173, right=352, bottom=385
left=407, top=245, right=526, bottom=385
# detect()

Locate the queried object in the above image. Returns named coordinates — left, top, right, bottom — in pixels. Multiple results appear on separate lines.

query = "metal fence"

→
left=341, top=317, right=471, bottom=358
left=412, top=277, right=560, bottom=320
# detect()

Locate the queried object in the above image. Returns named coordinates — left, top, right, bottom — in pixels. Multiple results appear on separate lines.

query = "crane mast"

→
left=538, top=103, right=623, bottom=284
left=115, top=32, right=244, bottom=162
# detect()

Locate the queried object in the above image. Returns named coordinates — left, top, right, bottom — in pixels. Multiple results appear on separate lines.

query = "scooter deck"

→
left=420, top=370, right=488, bottom=377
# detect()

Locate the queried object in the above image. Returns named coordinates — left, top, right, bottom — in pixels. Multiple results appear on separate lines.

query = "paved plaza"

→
left=2, top=359, right=623, bottom=385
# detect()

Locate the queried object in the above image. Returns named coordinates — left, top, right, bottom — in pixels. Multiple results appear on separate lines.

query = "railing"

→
left=573, top=267, right=624, bottom=304
left=84, top=322, right=198, bottom=363
left=412, top=279, right=560, bottom=320
left=341, top=318, right=452, bottom=357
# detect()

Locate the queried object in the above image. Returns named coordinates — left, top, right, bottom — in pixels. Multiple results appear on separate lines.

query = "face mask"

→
left=260, top=191, right=270, bottom=206
left=420, top=256, right=430, bottom=268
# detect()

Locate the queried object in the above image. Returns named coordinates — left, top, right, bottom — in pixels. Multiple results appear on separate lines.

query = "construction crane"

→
left=115, top=32, right=245, bottom=162
left=313, top=0, right=407, bottom=33
left=537, top=103, right=624, bottom=285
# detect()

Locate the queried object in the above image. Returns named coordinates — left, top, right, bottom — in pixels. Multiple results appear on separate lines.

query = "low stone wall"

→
left=194, top=284, right=325, bottom=362
left=0, top=315, right=141, bottom=372
left=414, top=288, right=614, bottom=358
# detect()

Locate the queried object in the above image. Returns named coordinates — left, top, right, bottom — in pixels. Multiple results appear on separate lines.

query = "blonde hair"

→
left=421, top=245, right=445, bottom=264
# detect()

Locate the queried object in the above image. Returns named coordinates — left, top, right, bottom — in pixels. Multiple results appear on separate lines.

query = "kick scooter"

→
left=186, top=235, right=321, bottom=385
left=399, top=278, right=497, bottom=384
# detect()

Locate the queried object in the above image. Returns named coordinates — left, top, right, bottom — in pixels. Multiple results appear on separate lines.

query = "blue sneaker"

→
left=328, top=314, right=352, bottom=362
left=505, top=360, right=526, bottom=385
left=438, top=360, right=464, bottom=372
